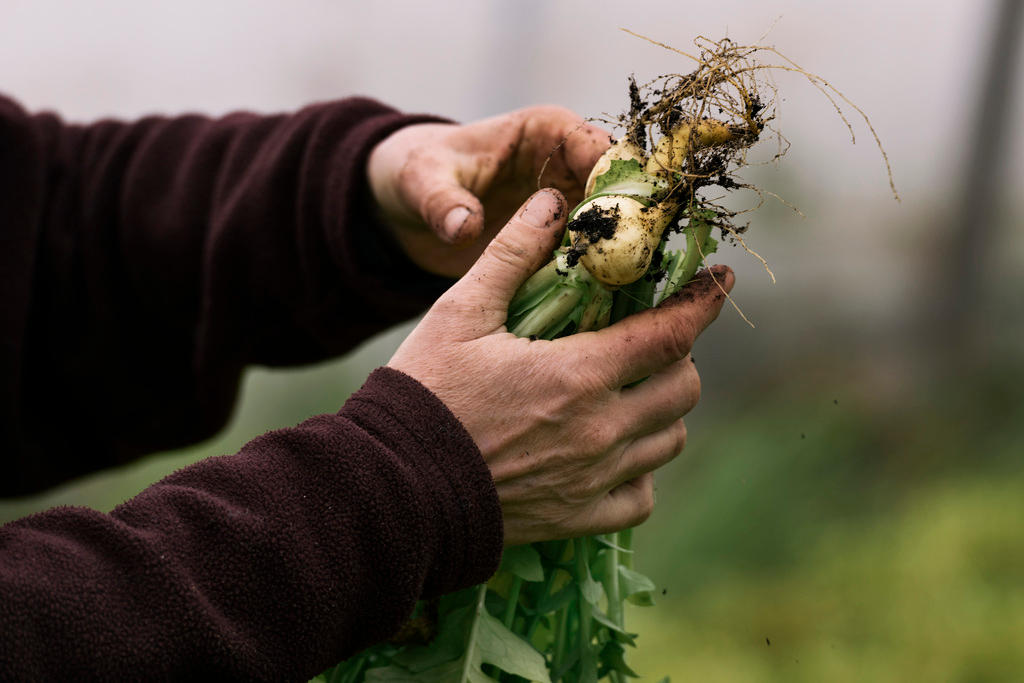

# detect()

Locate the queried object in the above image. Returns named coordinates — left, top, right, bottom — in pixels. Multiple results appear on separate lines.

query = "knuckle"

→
left=648, top=421, right=686, bottom=470
left=565, top=364, right=611, bottom=398
left=525, top=103, right=578, bottom=124
left=482, top=232, right=527, bottom=269
left=631, top=484, right=656, bottom=526
left=577, top=471, right=607, bottom=500
left=678, top=363, right=702, bottom=413
left=673, top=419, right=688, bottom=456
left=658, top=314, right=698, bottom=362
left=583, top=419, right=618, bottom=455
left=555, top=351, right=611, bottom=396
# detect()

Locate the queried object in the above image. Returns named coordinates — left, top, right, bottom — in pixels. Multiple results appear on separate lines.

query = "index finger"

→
left=519, top=107, right=611, bottom=190
left=573, top=266, right=735, bottom=387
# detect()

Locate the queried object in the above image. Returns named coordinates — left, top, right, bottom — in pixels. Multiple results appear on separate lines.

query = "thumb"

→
left=457, top=189, right=567, bottom=309
left=416, top=180, right=487, bottom=245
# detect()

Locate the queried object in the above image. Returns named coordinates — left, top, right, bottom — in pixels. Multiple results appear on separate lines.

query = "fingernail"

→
left=517, top=190, right=564, bottom=229
left=708, top=264, right=735, bottom=293
left=443, top=206, right=472, bottom=239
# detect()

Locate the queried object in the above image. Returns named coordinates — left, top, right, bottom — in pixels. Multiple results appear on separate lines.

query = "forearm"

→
left=0, top=368, right=502, bottom=680
left=1, top=94, right=453, bottom=492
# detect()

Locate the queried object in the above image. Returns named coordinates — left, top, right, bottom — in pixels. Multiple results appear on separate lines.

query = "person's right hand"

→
left=388, top=189, right=733, bottom=546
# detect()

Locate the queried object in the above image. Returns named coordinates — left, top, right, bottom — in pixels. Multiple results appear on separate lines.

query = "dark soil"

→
left=565, top=202, right=620, bottom=266
left=661, top=266, right=729, bottom=304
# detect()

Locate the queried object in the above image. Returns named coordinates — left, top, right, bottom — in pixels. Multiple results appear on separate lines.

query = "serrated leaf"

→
left=598, top=641, right=640, bottom=678
left=590, top=608, right=638, bottom=644
left=499, top=545, right=545, bottom=582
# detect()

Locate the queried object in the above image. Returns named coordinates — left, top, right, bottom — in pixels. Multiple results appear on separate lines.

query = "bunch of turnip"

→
left=320, top=33, right=896, bottom=683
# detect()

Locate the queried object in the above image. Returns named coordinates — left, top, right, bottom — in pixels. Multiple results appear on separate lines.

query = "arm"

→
left=1, top=189, right=730, bottom=679
left=0, top=368, right=503, bottom=681
left=1, top=94, right=452, bottom=494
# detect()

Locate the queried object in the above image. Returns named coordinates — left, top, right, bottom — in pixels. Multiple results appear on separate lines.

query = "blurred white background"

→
left=3, top=0, right=1008, bottom=197
left=4, top=0, right=1020, bottom=366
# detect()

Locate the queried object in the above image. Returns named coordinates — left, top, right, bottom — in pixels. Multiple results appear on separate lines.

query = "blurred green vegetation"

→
left=2, top=336, right=1022, bottom=681
left=628, top=361, right=1024, bottom=681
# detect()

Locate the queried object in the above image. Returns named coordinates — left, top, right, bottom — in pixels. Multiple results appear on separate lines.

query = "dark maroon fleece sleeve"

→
left=0, top=366, right=504, bottom=680
left=0, top=97, right=506, bottom=677
left=0, top=94, right=455, bottom=495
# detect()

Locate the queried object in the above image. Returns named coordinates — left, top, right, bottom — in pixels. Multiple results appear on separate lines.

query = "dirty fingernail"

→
left=517, top=189, right=564, bottom=229
left=443, top=206, right=472, bottom=240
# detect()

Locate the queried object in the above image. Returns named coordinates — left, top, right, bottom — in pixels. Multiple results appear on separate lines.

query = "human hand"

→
left=387, top=189, right=734, bottom=546
left=367, top=106, right=609, bottom=278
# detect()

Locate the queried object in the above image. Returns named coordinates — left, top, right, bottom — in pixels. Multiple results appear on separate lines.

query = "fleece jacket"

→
left=0, top=94, right=504, bottom=680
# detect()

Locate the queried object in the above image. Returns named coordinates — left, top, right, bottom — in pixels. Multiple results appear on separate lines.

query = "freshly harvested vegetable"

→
left=318, top=32, right=896, bottom=683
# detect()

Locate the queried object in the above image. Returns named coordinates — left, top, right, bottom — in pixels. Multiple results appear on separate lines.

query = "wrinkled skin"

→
left=368, top=106, right=609, bottom=278
left=387, top=189, right=734, bottom=546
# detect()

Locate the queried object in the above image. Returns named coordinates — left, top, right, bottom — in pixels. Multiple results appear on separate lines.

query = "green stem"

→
left=510, top=285, right=583, bottom=338
left=604, top=533, right=625, bottom=683
left=509, top=257, right=562, bottom=312
left=525, top=567, right=558, bottom=642
left=552, top=603, right=569, bottom=676
left=575, top=538, right=598, bottom=682
left=576, top=281, right=613, bottom=333
left=604, top=534, right=624, bottom=627
left=503, top=576, right=523, bottom=629
left=329, top=651, right=365, bottom=683
left=460, top=586, right=489, bottom=683
left=618, top=528, right=634, bottom=570
left=658, top=216, right=713, bottom=303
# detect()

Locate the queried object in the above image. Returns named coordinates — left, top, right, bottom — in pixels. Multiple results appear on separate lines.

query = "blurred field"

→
left=628, top=364, right=1024, bottom=681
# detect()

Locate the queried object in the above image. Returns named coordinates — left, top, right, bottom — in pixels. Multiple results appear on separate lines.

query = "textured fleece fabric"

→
left=0, top=95, right=504, bottom=680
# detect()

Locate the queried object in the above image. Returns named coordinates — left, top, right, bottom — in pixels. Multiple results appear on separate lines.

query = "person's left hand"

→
left=367, top=106, right=610, bottom=278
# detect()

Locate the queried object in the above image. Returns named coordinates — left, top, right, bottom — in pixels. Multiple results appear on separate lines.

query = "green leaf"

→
left=391, top=603, right=475, bottom=672
left=580, top=570, right=604, bottom=606
left=626, top=591, right=655, bottom=607
left=619, top=566, right=657, bottom=607
left=500, top=545, right=545, bottom=582
left=593, top=534, right=634, bottom=553
left=364, top=658, right=453, bottom=682
left=702, top=235, right=719, bottom=257
left=598, top=641, right=640, bottom=678
left=590, top=608, right=638, bottom=644
left=551, top=647, right=581, bottom=683
left=536, top=584, right=576, bottom=614
left=618, top=566, right=656, bottom=598
left=590, top=159, right=669, bottom=199
left=475, top=607, right=551, bottom=681
left=367, top=586, right=551, bottom=683
left=687, top=207, right=717, bottom=221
